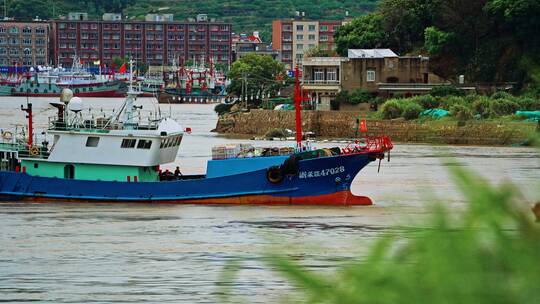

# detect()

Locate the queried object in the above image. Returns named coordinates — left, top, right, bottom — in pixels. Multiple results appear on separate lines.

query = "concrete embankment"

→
left=215, top=110, right=537, bottom=145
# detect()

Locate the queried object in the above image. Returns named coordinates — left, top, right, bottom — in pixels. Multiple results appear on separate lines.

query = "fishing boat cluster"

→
left=0, top=57, right=228, bottom=104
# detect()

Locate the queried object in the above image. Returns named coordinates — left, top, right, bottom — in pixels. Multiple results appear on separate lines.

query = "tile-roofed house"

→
left=348, top=49, right=398, bottom=59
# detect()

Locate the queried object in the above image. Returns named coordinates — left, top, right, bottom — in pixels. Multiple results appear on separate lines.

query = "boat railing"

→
left=47, top=117, right=161, bottom=132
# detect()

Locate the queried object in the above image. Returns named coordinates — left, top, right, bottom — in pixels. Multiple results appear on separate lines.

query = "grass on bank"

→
left=219, top=149, right=540, bottom=303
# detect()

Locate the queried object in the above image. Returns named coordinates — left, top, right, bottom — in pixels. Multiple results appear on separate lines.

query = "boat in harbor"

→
left=0, top=63, right=392, bottom=205
left=0, top=58, right=126, bottom=97
left=158, top=59, right=226, bottom=104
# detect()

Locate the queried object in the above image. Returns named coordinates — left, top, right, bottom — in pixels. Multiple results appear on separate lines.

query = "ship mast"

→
left=122, top=60, right=138, bottom=129
left=294, top=65, right=302, bottom=148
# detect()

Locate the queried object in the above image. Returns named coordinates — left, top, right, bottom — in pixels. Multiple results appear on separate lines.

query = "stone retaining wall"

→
left=215, top=110, right=536, bottom=145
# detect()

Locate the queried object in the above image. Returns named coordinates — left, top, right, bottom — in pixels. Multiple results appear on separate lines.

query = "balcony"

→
left=302, top=79, right=340, bottom=86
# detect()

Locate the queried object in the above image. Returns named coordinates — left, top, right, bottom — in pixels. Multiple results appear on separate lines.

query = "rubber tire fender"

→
left=266, top=165, right=284, bottom=184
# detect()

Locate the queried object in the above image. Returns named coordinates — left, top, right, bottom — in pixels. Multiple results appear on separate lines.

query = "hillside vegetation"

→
left=334, top=0, right=540, bottom=93
left=5, top=0, right=378, bottom=40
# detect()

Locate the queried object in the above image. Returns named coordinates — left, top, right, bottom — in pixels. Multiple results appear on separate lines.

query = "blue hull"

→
left=0, top=153, right=376, bottom=205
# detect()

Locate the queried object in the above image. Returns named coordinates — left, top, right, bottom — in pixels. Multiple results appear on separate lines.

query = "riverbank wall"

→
left=215, top=110, right=537, bottom=145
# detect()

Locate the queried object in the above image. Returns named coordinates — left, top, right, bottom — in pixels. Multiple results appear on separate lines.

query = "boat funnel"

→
left=60, top=88, right=74, bottom=104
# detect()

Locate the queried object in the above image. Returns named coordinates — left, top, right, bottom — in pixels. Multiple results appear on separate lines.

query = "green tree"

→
left=227, top=54, right=286, bottom=104
left=335, top=13, right=388, bottom=56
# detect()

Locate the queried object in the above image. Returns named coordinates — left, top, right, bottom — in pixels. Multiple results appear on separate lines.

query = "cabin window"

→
left=137, top=140, right=152, bottom=149
left=121, top=138, right=136, bottom=148
left=85, top=136, right=100, bottom=147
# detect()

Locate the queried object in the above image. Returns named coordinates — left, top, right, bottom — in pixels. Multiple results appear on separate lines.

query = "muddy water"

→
left=0, top=97, right=538, bottom=303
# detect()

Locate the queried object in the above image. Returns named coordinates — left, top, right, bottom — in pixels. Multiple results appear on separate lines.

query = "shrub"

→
left=450, top=104, right=474, bottom=121
left=430, top=85, right=464, bottom=97
left=439, top=96, right=466, bottom=110
left=402, top=102, right=423, bottom=120
left=335, top=90, right=349, bottom=104
left=490, top=98, right=520, bottom=117
left=491, top=91, right=514, bottom=100
left=411, top=94, right=439, bottom=109
left=473, top=96, right=492, bottom=118
left=516, top=96, right=540, bottom=111
left=369, top=97, right=385, bottom=111
left=380, top=99, right=404, bottom=119
left=349, top=88, right=372, bottom=104
left=214, top=103, right=233, bottom=115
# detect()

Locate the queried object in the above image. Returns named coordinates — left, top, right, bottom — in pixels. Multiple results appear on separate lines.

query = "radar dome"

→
left=68, top=97, right=84, bottom=112
left=60, top=89, right=73, bottom=104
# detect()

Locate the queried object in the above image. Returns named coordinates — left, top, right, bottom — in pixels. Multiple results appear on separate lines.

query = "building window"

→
left=282, top=44, right=292, bottom=51
left=308, top=25, right=316, bottom=31
left=327, top=68, right=337, bottom=81
left=23, top=48, right=31, bottom=56
left=320, top=25, right=328, bottom=31
left=320, top=35, right=328, bottom=42
left=314, top=68, right=324, bottom=81
left=296, top=25, right=304, bottom=31
left=85, top=137, right=100, bottom=147
left=121, top=138, right=137, bottom=148
left=296, top=44, right=303, bottom=50
left=367, top=70, right=376, bottom=82
left=125, top=24, right=132, bottom=30
left=308, top=34, right=316, bottom=41
left=36, top=27, right=45, bottom=34
left=220, top=25, right=228, bottom=31
left=0, top=27, right=5, bottom=33
left=296, top=34, right=303, bottom=41
left=137, top=140, right=152, bottom=149
left=22, top=27, right=32, bottom=34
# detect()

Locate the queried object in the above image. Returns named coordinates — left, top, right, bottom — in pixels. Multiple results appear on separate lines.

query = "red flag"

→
left=118, top=63, right=126, bottom=74
left=359, top=119, right=367, bottom=133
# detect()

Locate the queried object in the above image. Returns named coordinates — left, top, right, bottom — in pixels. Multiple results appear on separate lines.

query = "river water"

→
left=0, top=97, right=538, bottom=303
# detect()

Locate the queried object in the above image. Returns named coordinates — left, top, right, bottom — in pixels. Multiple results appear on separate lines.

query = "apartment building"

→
left=52, top=13, right=232, bottom=67
left=0, top=20, right=49, bottom=66
left=272, top=18, right=343, bottom=70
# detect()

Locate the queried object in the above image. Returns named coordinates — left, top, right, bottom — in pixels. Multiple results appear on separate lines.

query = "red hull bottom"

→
left=0, top=190, right=373, bottom=206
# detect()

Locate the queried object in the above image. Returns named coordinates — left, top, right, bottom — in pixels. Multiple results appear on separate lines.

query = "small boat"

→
left=0, top=63, right=393, bottom=205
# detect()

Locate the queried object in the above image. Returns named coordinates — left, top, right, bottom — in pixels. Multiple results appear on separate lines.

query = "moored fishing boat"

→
left=0, top=63, right=393, bottom=205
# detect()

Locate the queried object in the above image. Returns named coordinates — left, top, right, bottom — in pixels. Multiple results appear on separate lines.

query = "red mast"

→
left=294, top=65, right=302, bottom=147
left=21, top=103, right=33, bottom=147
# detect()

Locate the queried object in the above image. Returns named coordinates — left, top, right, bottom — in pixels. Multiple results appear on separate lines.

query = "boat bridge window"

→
left=85, top=136, right=100, bottom=147
left=121, top=138, right=136, bottom=148
left=137, top=140, right=152, bottom=149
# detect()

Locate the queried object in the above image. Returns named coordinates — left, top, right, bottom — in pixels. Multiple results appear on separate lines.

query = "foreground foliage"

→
left=266, top=164, right=540, bottom=304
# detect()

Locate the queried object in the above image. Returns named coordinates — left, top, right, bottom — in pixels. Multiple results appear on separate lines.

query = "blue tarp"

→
left=516, top=111, right=540, bottom=122
left=421, top=108, right=449, bottom=119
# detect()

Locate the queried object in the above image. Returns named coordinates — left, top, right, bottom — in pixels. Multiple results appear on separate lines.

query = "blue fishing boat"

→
left=0, top=63, right=393, bottom=205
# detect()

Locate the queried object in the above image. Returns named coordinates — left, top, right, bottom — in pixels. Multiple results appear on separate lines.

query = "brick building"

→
left=302, top=49, right=446, bottom=110
left=272, top=18, right=344, bottom=70
left=0, top=20, right=49, bottom=66
left=52, top=13, right=232, bottom=67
